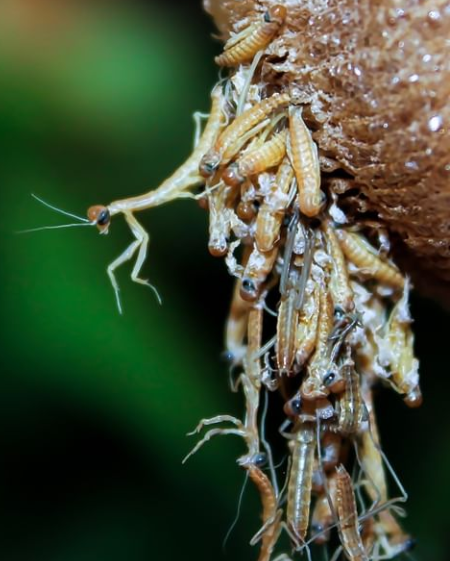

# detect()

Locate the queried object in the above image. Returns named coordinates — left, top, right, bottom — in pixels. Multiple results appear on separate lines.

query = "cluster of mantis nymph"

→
left=28, top=5, right=422, bottom=561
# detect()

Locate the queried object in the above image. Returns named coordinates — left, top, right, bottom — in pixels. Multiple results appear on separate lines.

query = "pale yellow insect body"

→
left=323, top=220, right=354, bottom=313
left=372, top=280, right=421, bottom=406
left=295, top=282, right=320, bottom=368
left=200, top=92, right=290, bottom=176
left=106, top=84, right=227, bottom=217
left=334, top=465, right=369, bottom=561
left=86, top=85, right=228, bottom=312
left=301, top=285, right=337, bottom=399
left=335, top=359, right=367, bottom=437
left=215, top=5, right=287, bottom=67
left=335, top=229, right=404, bottom=289
left=225, top=266, right=252, bottom=365
left=208, top=183, right=234, bottom=257
left=255, top=156, right=295, bottom=253
left=288, top=106, right=323, bottom=217
left=229, top=129, right=287, bottom=185
left=240, top=244, right=279, bottom=302
left=276, top=284, right=300, bottom=376
left=245, top=306, right=264, bottom=388
left=243, top=460, right=283, bottom=561
left=286, top=423, right=316, bottom=544
left=385, top=284, right=421, bottom=407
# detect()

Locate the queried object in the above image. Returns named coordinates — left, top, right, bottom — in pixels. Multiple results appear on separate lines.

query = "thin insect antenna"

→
left=279, top=210, right=299, bottom=296
left=302, top=541, right=313, bottom=561
left=255, top=334, right=276, bottom=360
left=16, top=222, right=93, bottom=234
left=355, top=476, right=368, bottom=515
left=315, top=418, right=338, bottom=525
left=287, top=178, right=298, bottom=207
left=261, top=388, right=279, bottom=498
left=262, top=300, right=278, bottom=317
left=31, top=193, right=90, bottom=223
left=328, top=545, right=343, bottom=561
left=277, top=455, right=291, bottom=508
left=350, top=452, right=367, bottom=514
left=368, top=419, right=408, bottom=503
left=352, top=439, right=382, bottom=509
left=273, top=454, right=287, bottom=471
left=306, top=425, right=372, bottom=551
left=294, top=226, right=314, bottom=311
left=306, top=475, right=406, bottom=553
left=322, top=543, right=330, bottom=561
left=236, top=50, right=263, bottom=117
left=196, top=179, right=224, bottom=199
left=223, top=78, right=235, bottom=116
left=227, top=365, right=241, bottom=393
left=266, top=111, right=287, bottom=137
left=328, top=317, right=360, bottom=362
left=222, top=471, right=249, bottom=551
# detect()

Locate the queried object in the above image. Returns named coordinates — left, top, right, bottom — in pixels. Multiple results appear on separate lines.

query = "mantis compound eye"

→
left=252, top=453, right=268, bottom=467
left=284, top=395, right=302, bottom=417
left=323, top=369, right=346, bottom=394
left=199, top=151, right=220, bottom=177
left=87, top=205, right=111, bottom=233
left=322, top=371, right=336, bottom=386
left=240, top=278, right=258, bottom=301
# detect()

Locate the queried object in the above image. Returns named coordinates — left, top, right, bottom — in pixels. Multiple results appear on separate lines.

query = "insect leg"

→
left=193, top=111, right=210, bottom=148
left=107, top=213, right=150, bottom=313
left=187, top=414, right=244, bottom=435
left=249, top=509, right=281, bottom=545
left=222, top=471, right=250, bottom=550
left=182, top=427, right=246, bottom=464
left=328, top=545, right=343, bottom=561
left=124, top=211, right=162, bottom=305
left=260, top=387, right=279, bottom=498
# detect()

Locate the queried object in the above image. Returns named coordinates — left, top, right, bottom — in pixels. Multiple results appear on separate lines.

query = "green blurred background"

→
left=0, top=1, right=448, bottom=560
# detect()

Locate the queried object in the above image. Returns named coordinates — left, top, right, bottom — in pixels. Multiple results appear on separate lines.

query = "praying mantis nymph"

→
left=84, top=85, right=228, bottom=312
left=215, top=5, right=287, bottom=67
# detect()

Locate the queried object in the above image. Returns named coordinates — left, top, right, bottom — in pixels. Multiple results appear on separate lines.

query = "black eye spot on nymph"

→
left=253, top=453, right=267, bottom=467
left=97, top=208, right=110, bottom=226
left=290, top=397, right=302, bottom=414
left=323, top=371, right=336, bottom=386
left=242, top=279, right=256, bottom=293
left=334, top=306, right=345, bottom=319
left=221, top=350, right=234, bottom=363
